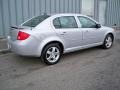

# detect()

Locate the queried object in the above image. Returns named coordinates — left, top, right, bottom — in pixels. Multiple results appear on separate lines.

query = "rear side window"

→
left=23, top=15, right=50, bottom=27
left=53, top=16, right=78, bottom=28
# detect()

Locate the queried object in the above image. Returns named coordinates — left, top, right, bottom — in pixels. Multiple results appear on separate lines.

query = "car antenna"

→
left=30, top=15, right=32, bottom=30
left=30, top=20, right=32, bottom=30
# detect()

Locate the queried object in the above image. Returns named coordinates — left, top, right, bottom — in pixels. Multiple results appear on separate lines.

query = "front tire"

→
left=41, top=43, right=62, bottom=65
left=102, top=34, right=113, bottom=49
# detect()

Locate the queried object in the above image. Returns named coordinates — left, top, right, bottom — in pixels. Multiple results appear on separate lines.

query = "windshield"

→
left=22, top=15, right=50, bottom=27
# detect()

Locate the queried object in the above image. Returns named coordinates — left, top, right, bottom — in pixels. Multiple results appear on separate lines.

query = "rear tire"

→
left=41, top=43, right=62, bottom=65
left=102, top=34, right=113, bottom=49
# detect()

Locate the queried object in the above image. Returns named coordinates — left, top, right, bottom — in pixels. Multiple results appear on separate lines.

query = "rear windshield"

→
left=22, top=15, right=50, bottom=27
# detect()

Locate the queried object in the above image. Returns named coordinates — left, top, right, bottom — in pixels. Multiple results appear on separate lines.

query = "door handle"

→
left=60, top=32, right=67, bottom=35
left=63, top=32, right=66, bottom=33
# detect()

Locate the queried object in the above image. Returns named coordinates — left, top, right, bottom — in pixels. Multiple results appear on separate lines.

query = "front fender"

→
left=102, top=26, right=115, bottom=41
left=104, top=30, right=115, bottom=40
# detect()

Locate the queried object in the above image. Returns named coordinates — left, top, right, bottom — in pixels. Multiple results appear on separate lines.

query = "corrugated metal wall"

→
left=106, top=0, right=120, bottom=27
left=0, top=0, right=81, bottom=38
left=0, top=0, right=120, bottom=38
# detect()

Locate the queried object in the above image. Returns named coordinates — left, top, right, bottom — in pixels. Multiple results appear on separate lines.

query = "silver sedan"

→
left=8, top=14, right=115, bottom=65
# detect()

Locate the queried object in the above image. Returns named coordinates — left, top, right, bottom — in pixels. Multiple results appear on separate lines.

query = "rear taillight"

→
left=17, top=31, right=30, bottom=40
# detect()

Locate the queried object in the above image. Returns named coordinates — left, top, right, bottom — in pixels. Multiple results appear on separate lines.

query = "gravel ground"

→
left=0, top=39, right=8, bottom=50
left=0, top=38, right=120, bottom=90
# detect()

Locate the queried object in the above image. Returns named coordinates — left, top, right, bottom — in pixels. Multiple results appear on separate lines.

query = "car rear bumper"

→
left=7, top=36, right=41, bottom=57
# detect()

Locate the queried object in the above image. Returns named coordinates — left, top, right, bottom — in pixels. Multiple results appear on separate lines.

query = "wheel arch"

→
left=104, top=32, right=114, bottom=41
left=38, top=38, right=64, bottom=57
left=42, top=41, right=64, bottom=53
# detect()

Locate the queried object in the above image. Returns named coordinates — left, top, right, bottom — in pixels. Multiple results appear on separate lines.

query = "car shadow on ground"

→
left=14, top=46, right=102, bottom=66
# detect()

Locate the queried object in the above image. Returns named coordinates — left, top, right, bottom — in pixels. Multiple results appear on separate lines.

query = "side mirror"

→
left=96, top=24, right=101, bottom=28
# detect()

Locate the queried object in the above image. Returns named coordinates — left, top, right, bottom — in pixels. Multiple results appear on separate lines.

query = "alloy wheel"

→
left=46, top=47, right=60, bottom=63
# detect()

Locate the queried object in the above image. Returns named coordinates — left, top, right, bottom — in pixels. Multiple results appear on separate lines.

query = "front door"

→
left=77, top=16, right=102, bottom=45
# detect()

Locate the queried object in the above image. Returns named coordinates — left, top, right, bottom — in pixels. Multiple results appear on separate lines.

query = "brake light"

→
left=17, top=31, right=30, bottom=40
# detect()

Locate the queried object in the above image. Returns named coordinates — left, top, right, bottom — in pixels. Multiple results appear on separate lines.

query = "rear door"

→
left=53, top=16, right=83, bottom=49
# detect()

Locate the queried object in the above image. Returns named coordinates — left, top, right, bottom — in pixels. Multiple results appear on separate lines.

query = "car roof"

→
left=51, top=13, right=85, bottom=17
left=48, top=13, right=95, bottom=21
left=47, top=13, right=99, bottom=24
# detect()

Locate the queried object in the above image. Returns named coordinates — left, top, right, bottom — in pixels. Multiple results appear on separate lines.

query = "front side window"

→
left=53, top=16, right=78, bottom=28
left=22, top=15, right=50, bottom=27
left=78, top=16, right=96, bottom=28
